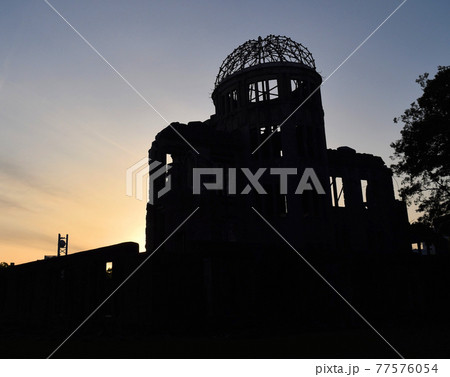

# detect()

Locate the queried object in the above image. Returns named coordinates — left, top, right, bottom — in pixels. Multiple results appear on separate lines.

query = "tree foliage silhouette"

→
left=391, top=66, right=450, bottom=225
left=0, top=262, right=9, bottom=269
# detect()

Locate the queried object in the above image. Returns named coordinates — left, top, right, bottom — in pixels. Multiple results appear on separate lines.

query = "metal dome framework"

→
left=215, top=35, right=316, bottom=87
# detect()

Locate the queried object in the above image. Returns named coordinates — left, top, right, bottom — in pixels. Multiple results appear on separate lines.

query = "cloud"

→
left=0, top=225, right=55, bottom=246
left=0, top=157, right=70, bottom=199
left=0, top=195, right=32, bottom=211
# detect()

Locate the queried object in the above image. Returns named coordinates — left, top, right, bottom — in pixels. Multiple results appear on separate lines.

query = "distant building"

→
left=146, top=35, right=410, bottom=256
left=0, top=243, right=140, bottom=330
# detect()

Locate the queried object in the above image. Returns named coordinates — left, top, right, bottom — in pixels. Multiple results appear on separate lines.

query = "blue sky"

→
left=1, top=0, right=449, bottom=263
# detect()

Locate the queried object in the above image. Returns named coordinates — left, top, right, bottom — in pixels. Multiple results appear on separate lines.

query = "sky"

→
left=1, top=0, right=449, bottom=264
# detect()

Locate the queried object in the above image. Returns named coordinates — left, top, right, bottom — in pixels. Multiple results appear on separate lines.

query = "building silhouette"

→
left=1, top=36, right=449, bottom=358
left=147, top=35, right=409, bottom=257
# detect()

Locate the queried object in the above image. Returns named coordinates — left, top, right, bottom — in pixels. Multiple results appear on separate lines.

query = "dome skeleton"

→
left=215, top=35, right=316, bottom=87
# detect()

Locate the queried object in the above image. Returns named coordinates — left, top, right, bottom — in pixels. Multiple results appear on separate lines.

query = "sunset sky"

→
left=1, top=0, right=449, bottom=264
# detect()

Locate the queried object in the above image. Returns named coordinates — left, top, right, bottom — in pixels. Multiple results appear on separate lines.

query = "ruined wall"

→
left=328, top=147, right=410, bottom=254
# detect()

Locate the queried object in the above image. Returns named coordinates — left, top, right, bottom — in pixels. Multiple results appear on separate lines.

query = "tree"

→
left=0, top=262, right=9, bottom=269
left=391, top=66, right=450, bottom=225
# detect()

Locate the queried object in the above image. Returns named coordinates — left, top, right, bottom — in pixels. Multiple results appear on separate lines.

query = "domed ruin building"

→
left=146, top=35, right=410, bottom=256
